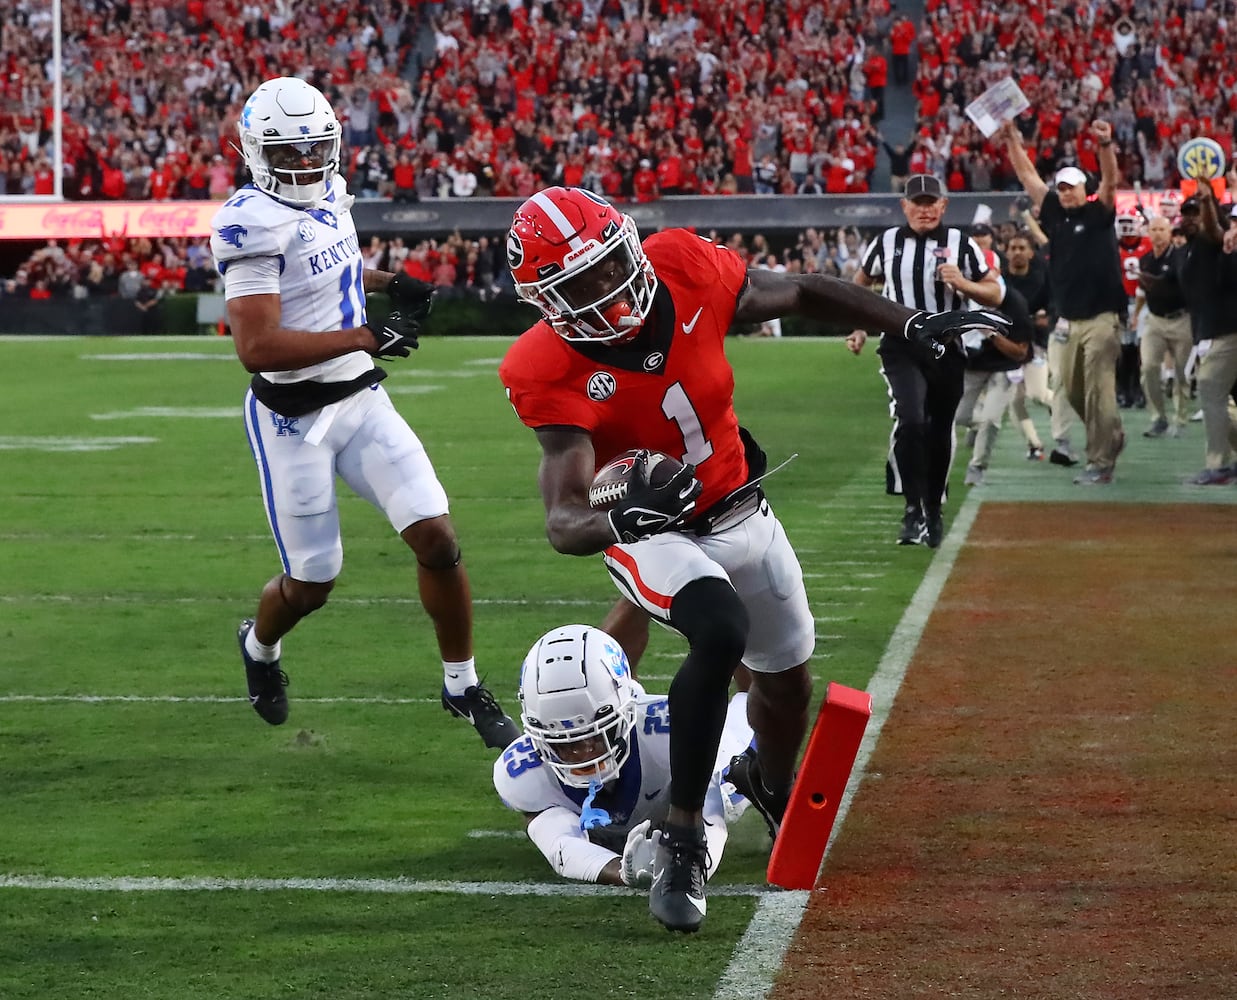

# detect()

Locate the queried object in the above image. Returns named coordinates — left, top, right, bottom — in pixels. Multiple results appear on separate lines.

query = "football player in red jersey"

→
left=1116, top=213, right=1153, bottom=408
left=498, top=186, right=1006, bottom=933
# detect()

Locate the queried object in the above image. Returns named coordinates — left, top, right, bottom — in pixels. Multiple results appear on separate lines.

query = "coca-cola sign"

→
left=0, top=201, right=218, bottom=239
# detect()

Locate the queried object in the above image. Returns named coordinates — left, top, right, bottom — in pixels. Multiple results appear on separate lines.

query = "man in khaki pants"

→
left=1000, top=120, right=1129, bottom=484
left=1133, top=216, right=1192, bottom=437
left=1175, top=188, right=1237, bottom=485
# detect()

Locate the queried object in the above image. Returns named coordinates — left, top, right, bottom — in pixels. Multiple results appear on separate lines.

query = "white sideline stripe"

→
left=712, top=492, right=981, bottom=1000
left=0, top=874, right=774, bottom=898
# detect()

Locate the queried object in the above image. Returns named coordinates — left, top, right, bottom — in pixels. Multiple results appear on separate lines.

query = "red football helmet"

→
left=506, top=187, right=657, bottom=343
left=1115, top=212, right=1143, bottom=244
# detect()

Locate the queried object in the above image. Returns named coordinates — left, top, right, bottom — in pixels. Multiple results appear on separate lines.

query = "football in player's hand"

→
left=588, top=449, right=685, bottom=511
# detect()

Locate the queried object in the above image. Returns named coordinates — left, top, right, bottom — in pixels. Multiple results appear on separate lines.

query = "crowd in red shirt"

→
left=909, top=0, right=1237, bottom=193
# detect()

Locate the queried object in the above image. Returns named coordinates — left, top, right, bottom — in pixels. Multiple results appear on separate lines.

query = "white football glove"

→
left=619, top=819, right=660, bottom=889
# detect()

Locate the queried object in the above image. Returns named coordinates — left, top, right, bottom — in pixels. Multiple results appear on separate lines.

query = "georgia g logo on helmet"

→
left=506, top=231, right=524, bottom=270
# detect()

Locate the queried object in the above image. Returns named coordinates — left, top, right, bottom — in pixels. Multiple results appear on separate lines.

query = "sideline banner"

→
left=0, top=189, right=1222, bottom=243
left=0, top=201, right=219, bottom=240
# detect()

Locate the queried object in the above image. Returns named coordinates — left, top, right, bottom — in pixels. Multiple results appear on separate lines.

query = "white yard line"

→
left=0, top=593, right=607, bottom=608
left=0, top=694, right=436, bottom=706
left=712, top=491, right=981, bottom=1000
left=0, top=873, right=773, bottom=898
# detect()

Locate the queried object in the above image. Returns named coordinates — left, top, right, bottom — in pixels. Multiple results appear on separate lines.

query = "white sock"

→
left=443, top=658, right=478, bottom=695
left=245, top=628, right=281, bottom=663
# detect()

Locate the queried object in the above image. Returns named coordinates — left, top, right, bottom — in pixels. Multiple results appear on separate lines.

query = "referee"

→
left=847, top=173, right=1001, bottom=546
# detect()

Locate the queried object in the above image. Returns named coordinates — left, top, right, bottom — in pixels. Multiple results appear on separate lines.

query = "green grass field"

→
left=2, top=333, right=1219, bottom=999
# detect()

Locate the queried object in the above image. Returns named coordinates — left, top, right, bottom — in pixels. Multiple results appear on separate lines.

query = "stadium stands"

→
left=0, top=0, right=1229, bottom=302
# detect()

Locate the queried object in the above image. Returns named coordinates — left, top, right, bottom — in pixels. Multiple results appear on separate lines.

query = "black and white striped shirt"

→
left=860, top=225, right=988, bottom=314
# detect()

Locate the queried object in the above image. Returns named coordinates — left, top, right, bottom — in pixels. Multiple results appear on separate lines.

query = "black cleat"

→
left=896, top=505, right=927, bottom=546
left=924, top=508, right=943, bottom=549
left=238, top=618, right=289, bottom=725
left=442, top=682, right=518, bottom=749
left=1049, top=448, right=1078, bottom=467
left=649, top=823, right=710, bottom=933
left=724, top=746, right=790, bottom=840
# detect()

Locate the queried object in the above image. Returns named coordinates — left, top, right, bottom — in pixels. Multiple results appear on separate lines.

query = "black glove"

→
left=607, top=451, right=703, bottom=544
left=366, top=310, right=421, bottom=359
left=386, top=273, right=436, bottom=325
left=904, top=309, right=1012, bottom=358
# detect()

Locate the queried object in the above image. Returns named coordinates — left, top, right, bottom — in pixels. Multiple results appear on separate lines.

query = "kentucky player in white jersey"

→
left=493, top=624, right=750, bottom=888
left=210, top=76, right=516, bottom=748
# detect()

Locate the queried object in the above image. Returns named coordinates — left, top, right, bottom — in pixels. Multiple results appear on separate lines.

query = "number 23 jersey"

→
left=499, top=228, right=751, bottom=513
left=493, top=693, right=674, bottom=850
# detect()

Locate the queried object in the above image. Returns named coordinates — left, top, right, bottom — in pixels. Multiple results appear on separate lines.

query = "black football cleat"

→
left=442, top=682, right=518, bottom=749
left=924, top=509, right=944, bottom=549
left=724, top=746, right=790, bottom=840
left=649, top=822, right=710, bottom=933
left=896, top=505, right=927, bottom=546
left=238, top=618, right=289, bottom=725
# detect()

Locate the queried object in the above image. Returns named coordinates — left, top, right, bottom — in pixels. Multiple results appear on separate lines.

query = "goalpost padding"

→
left=767, top=682, right=872, bottom=890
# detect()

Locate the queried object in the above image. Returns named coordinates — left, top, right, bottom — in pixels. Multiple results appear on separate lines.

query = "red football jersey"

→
left=1119, top=236, right=1152, bottom=297
left=500, top=229, right=750, bottom=512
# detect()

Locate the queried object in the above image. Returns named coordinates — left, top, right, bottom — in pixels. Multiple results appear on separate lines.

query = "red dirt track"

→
left=773, top=504, right=1237, bottom=1000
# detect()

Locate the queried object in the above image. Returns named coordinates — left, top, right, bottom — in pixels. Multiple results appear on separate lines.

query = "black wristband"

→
left=1099, top=140, right=1113, bottom=148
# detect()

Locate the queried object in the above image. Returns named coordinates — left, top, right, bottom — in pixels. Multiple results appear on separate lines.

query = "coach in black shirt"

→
left=846, top=173, right=1001, bottom=546
left=1171, top=188, right=1237, bottom=484
left=1000, top=119, right=1127, bottom=485
left=1133, top=215, right=1191, bottom=436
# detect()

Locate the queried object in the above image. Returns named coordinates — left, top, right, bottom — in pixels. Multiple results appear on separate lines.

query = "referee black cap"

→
left=904, top=174, right=944, bottom=201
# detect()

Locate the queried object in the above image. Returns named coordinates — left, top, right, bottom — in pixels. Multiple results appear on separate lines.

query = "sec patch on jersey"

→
left=588, top=449, right=685, bottom=511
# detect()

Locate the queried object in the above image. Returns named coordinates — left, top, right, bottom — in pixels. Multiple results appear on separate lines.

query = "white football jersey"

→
left=494, top=692, right=751, bottom=853
left=210, top=176, right=374, bottom=386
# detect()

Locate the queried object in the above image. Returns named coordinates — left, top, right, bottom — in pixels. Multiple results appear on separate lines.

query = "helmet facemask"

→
left=247, top=134, right=340, bottom=206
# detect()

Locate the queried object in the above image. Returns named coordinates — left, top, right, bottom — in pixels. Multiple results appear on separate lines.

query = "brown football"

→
left=588, top=449, right=684, bottom=511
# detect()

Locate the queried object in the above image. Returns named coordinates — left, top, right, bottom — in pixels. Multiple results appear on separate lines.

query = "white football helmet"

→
left=518, top=624, right=638, bottom=788
left=238, top=77, right=341, bottom=206
left=506, top=187, right=658, bottom=343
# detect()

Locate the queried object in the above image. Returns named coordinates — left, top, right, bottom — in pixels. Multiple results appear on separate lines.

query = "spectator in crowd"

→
left=1000, top=120, right=1128, bottom=486
left=846, top=174, right=1003, bottom=547
left=133, top=274, right=162, bottom=335
left=1133, top=215, right=1192, bottom=438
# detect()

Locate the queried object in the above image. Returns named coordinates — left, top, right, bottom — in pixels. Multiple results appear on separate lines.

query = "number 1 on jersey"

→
left=338, top=261, right=365, bottom=328
left=661, top=381, right=714, bottom=465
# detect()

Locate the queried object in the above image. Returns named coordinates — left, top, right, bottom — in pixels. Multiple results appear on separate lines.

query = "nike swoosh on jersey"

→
left=681, top=306, right=704, bottom=334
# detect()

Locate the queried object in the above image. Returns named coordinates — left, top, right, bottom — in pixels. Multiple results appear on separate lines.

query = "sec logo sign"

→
left=1176, top=137, right=1226, bottom=180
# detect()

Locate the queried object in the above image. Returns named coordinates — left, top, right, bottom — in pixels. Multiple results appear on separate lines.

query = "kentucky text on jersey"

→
left=307, top=233, right=362, bottom=275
